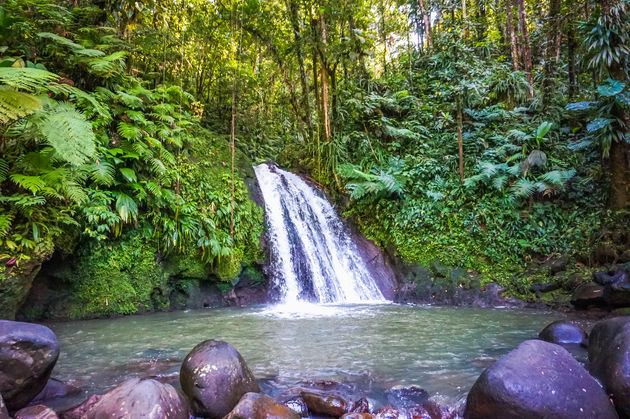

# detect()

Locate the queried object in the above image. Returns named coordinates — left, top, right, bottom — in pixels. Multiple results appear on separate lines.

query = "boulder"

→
left=301, top=391, right=347, bottom=417
left=224, top=392, right=300, bottom=419
left=349, top=398, right=370, bottom=413
left=283, top=397, right=308, bottom=417
left=571, top=282, right=606, bottom=308
left=464, top=339, right=617, bottom=419
left=14, top=405, right=58, bottom=419
left=60, top=378, right=188, bottom=419
left=0, top=395, right=8, bottom=419
left=409, top=401, right=457, bottom=419
left=588, top=317, right=630, bottom=418
left=0, top=320, right=60, bottom=411
left=385, top=385, right=429, bottom=409
left=31, top=379, right=81, bottom=405
left=342, top=414, right=374, bottom=419
left=538, top=321, right=587, bottom=345
left=180, top=340, right=260, bottom=418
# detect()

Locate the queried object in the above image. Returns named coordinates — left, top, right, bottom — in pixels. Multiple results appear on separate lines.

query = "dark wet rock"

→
left=385, top=386, right=429, bottom=409
left=410, top=401, right=457, bottom=419
left=0, top=395, right=8, bottom=419
left=301, top=391, right=348, bottom=417
left=223, top=273, right=269, bottom=307
left=571, top=282, right=606, bottom=308
left=180, top=340, right=260, bottom=418
left=393, top=263, right=525, bottom=308
left=224, top=392, right=300, bottom=419
left=594, top=270, right=629, bottom=286
left=14, top=405, right=58, bottom=419
left=30, top=379, right=81, bottom=406
left=531, top=282, right=561, bottom=294
left=60, top=395, right=101, bottom=419
left=588, top=316, right=630, bottom=418
left=571, top=267, right=630, bottom=309
left=621, top=250, right=630, bottom=263
left=342, top=414, right=374, bottom=419
left=349, top=398, right=370, bottom=413
left=0, top=320, right=60, bottom=412
left=60, top=378, right=187, bottom=419
left=464, top=339, right=617, bottom=419
left=538, top=320, right=587, bottom=345
left=373, top=407, right=401, bottom=419
left=283, top=397, right=309, bottom=417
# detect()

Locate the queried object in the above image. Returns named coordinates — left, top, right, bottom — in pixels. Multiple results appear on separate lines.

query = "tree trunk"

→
left=542, top=0, right=562, bottom=107
left=601, top=0, right=630, bottom=209
left=610, top=140, right=630, bottom=209
left=462, top=0, right=468, bottom=39
left=457, top=94, right=464, bottom=183
left=286, top=0, right=313, bottom=140
left=319, top=11, right=331, bottom=143
left=516, top=0, right=534, bottom=98
left=567, top=23, right=577, bottom=98
left=418, top=0, right=432, bottom=48
left=506, top=0, right=519, bottom=70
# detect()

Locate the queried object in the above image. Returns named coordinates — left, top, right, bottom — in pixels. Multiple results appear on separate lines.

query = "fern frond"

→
left=37, top=32, right=105, bottom=57
left=10, top=174, right=45, bottom=194
left=0, top=214, right=13, bottom=238
left=0, top=68, right=58, bottom=90
left=90, top=161, right=115, bottom=186
left=38, top=103, right=96, bottom=165
left=0, top=158, right=8, bottom=182
left=86, top=51, right=127, bottom=77
left=540, top=169, right=576, bottom=186
left=118, top=121, right=142, bottom=140
left=0, top=89, right=43, bottom=123
left=510, top=178, right=537, bottom=198
left=117, top=91, right=143, bottom=109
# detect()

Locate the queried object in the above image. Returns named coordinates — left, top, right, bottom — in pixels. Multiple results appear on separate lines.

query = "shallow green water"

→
left=47, top=304, right=564, bottom=408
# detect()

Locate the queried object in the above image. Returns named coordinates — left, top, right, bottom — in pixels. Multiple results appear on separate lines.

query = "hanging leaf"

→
left=119, top=168, right=137, bottom=182
left=598, top=79, right=625, bottom=97
left=565, top=101, right=598, bottom=111
left=587, top=118, right=613, bottom=132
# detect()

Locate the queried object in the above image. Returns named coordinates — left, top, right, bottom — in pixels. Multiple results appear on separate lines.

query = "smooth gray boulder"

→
left=0, top=320, right=60, bottom=411
left=180, top=339, right=260, bottom=418
left=589, top=317, right=630, bottom=418
left=464, top=339, right=617, bottom=419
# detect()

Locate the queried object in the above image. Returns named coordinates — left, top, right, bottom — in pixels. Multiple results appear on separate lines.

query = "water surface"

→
left=47, top=304, right=564, bottom=409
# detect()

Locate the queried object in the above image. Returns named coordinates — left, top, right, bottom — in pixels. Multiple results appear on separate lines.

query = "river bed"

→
left=46, top=304, right=565, bottom=410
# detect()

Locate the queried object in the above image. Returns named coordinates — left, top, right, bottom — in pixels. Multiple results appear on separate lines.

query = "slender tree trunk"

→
left=567, top=24, right=577, bottom=98
left=601, top=0, right=630, bottom=208
left=542, top=0, right=562, bottom=107
left=506, top=0, right=519, bottom=70
left=457, top=94, right=464, bottom=183
left=462, top=0, right=468, bottom=39
left=380, top=1, right=387, bottom=73
left=418, top=0, right=432, bottom=48
left=286, top=0, right=313, bottom=140
left=319, top=11, right=331, bottom=142
left=516, top=0, right=534, bottom=98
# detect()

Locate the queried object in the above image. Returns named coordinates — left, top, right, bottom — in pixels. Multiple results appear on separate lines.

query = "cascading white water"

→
left=254, top=163, right=386, bottom=305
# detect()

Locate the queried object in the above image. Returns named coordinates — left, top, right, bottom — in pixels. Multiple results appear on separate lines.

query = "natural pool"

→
left=46, top=304, right=566, bottom=410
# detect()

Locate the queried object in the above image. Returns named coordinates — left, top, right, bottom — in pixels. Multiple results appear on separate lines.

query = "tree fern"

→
left=38, top=103, right=96, bottom=165
left=0, top=89, right=43, bottom=123
left=86, top=51, right=127, bottom=77
left=37, top=32, right=105, bottom=57
left=118, top=121, right=142, bottom=140
left=0, top=67, right=57, bottom=90
left=10, top=174, right=46, bottom=194
left=115, top=192, right=138, bottom=222
left=89, top=161, right=115, bottom=186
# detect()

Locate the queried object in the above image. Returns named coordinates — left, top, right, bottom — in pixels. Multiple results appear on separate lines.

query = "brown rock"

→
left=14, top=405, right=58, bottom=419
left=301, top=391, right=347, bottom=417
left=224, top=392, right=300, bottom=419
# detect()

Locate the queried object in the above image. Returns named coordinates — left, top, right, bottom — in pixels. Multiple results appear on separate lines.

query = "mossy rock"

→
left=65, top=232, right=169, bottom=319
left=0, top=239, right=54, bottom=320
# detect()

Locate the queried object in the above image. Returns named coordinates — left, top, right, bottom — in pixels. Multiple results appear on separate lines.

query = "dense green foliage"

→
left=1, top=0, right=629, bottom=315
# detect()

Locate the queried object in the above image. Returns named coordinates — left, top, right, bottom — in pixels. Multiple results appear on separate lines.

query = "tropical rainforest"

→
left=0, top=0, right=629, bottom=319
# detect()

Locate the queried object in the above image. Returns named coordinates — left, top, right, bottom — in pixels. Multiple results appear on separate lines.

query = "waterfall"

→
left=254, top=163, right=386, bottom=305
